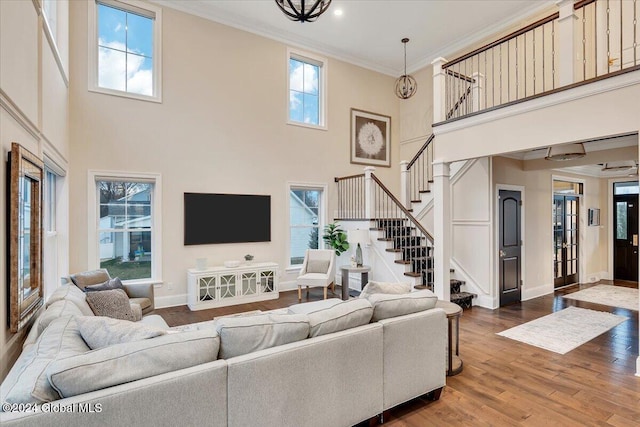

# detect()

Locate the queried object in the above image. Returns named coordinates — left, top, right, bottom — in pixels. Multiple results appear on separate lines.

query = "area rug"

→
left=562, top=285, right=638, bottom=311
left=496, top=306, right=627, bottom=354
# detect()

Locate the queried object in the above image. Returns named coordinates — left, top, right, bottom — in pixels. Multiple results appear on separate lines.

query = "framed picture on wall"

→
left=588, top=208, right=600, bottom=226
left=350, top=109, right=391, bottom=167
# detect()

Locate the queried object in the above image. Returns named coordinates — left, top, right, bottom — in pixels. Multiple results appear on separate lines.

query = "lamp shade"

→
left=348, top=229, right=370, bottom=246
left=545, top=143, right=586, bottom=161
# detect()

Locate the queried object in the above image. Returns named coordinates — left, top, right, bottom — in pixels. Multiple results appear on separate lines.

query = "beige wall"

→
left=493, top=156, right=609, bottom=301
left=68, top=1, right=401, bottom=305
left=1, top=0, right=70, bottom=380
left=399, top=66, right=433, bottom=163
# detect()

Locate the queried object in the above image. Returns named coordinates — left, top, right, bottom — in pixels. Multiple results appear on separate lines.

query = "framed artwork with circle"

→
left=350, top=108, right=391, bottom=167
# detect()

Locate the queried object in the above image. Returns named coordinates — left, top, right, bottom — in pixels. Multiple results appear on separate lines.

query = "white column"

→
left=471, top=72, right=485, bottom=112
left=556, top=0, right=577, bottom=86
left=431, top=57, right=448, bottom=123
left=432, top=161, right=451, bottom=301
left=400, top=160, right=410, bottom=209
left=364, top=166, right=375, bottom=219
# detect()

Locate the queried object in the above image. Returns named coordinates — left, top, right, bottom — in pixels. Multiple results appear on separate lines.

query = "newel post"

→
left=431, top=57, right=448, bottom=123
left=433, top=161, right=451, bottom=302
left=557, top=0, right=577, bottom=86
left=364, top=166, right=375, bottom=219
left=400, top=160, right=410, bottom=209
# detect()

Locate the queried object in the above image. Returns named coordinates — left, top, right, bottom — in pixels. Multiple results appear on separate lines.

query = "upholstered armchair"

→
left=295, top=249, right=336, bottom=302
left=69, top=269, right=155, bottom=314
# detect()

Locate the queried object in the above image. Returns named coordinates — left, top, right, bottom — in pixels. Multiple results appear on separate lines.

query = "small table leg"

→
left=341, top=273, right=350, bottom=300
left=361, top=272, right=369, bottom=290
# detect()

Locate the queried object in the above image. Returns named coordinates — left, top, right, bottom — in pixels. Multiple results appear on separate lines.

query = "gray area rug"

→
left=562, top=285, right=638, bottom=311
left=496, top=306, right=627, bottom=354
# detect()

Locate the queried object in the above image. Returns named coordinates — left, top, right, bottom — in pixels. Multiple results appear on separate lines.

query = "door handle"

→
left=562, top=243, right=567, bottom=249
left=499, top=249, right=506, bottom=258
left=633, top=234, right=638, bottom=247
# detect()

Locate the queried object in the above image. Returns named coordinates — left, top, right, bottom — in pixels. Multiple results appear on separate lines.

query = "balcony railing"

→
left=435, top=0, right=640, bottom=122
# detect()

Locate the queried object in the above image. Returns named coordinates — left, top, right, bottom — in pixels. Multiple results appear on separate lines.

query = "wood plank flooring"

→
left=155, top=281, right=639, bottom=426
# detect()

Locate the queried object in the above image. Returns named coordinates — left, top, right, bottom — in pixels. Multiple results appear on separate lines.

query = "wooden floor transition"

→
left=155, top=281, right=640, bottom=426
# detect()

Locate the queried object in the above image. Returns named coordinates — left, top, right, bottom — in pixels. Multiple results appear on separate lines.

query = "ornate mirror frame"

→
left=8, top=142, right=44, bottom=333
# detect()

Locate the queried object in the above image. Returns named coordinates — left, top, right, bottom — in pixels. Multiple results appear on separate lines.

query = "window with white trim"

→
left=90, top=173, right=161, bottom=283
left=288, top=49, right=327, bottom=129
left=88, top=0, right=162, bottom=101
left=289, top=185, right=325, bottom=266
left=42, top=0, right=57, bottom=44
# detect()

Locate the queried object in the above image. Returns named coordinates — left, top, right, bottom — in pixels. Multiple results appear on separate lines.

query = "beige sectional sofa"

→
left=1, top=285, right=447, bottom=427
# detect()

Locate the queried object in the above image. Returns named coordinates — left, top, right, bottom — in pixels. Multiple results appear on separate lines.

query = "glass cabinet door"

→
left=219, top=274, right=237, bottom=300
left=241, top=272, right=257, bottom=296
left=199, top=276, right=217, bottom=302
left=260, top=270, right=275, bottom=293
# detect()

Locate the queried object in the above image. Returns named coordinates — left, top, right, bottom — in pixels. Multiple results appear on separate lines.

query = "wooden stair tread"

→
left=418, top=190, right=431, bottom=194
left=385, top=248, right=402, bottom=253
left=404, top=272, right=421, bottom=278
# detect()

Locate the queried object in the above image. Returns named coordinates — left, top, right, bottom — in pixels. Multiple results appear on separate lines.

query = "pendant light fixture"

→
left=275, top=0, right=332, bottom=23
left=395, top=38, right=417, bottom=99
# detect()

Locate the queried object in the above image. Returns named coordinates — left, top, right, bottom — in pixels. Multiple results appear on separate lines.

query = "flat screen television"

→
left=184, top=193, right=271, bottom=245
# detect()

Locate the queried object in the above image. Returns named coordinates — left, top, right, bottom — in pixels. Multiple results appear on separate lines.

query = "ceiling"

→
left=152, top=0, right=556, bottom=76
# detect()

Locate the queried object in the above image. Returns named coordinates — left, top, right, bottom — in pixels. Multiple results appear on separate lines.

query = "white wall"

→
left=1, top=0, right=70, bottom=380
left=68, top=1, right=402, bottom=308
left=493, top=156, right=610, bottom=301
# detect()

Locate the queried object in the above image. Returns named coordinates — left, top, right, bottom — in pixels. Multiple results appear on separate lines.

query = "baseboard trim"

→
left=521, top=284, right=552, bottom=301
left=154, top=293, right=188, bottom=309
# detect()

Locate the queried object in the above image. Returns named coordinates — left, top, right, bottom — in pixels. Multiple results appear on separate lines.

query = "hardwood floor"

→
left=155, top=281, right=640, bottom=426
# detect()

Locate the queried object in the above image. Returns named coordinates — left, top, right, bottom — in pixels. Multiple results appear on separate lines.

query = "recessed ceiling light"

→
left=333, top=9, right=343, bottom=16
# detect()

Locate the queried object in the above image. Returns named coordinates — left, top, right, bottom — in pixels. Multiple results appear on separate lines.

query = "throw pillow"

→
left=85, top=289, right=136, bottom=321
left=83, top=277, right=125, bottom=293
left=76, top=316, right=167, bottom=350
left=359, top=281, right=412, bottom=299
left=306, top=259, right=330, bottom=273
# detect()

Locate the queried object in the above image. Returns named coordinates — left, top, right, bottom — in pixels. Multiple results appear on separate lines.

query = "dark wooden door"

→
left=499, top=190, right=522, bottom=306
left=553, top=195, right=579, bottom=288
left=614, top=194, right=639, bottom=281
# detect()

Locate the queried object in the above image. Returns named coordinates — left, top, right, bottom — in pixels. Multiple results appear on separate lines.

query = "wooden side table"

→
left=339, top=265, right=370, bottom=300
left=436, top=300, right=463, bottom=376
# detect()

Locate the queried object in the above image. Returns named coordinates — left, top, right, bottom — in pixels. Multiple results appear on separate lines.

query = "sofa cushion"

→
left=306, top=259, right=330, bottom=273
left=85, top=289, right=136, bottom=321
left=129, top=297, right=152, bottom=311
left=359, top=281, right=412, bottom=299
left=46, top=284, right=94, bottom=316
left=366, top=290, right=438, bottom=321
left=0, top=316, right=90, bottom=405
left=69, top=269, right=110, bottom=290
left=37, top=300, right=86, bottom=335
left=76, top=316, right=166, bottom=350
left=83, top=277, right=125, bottom=293
left=288, top=298, right=373, bottom=337
left=47, top=329, right=220, bottom=398
left=215, top=313, right=310, bottom=359
left=139, top=314, right=170, bottom=329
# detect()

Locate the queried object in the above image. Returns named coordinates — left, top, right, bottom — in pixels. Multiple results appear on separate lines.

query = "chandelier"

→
left=275, top=0, right=332, bottom=23
left=395, top=38, right=417, bottom=99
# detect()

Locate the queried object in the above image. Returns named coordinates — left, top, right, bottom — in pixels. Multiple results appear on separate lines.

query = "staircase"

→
left=371, top=217, right=475, bottom=309
left=335, top=133, right=477, bottom=310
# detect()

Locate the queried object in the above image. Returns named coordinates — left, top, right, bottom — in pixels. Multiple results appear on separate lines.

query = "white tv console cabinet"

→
left=187, top=262, right=279, bottom=311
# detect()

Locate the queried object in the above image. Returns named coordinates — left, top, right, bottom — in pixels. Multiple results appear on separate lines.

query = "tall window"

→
left=288, top=49, right=326, bottom=129
left=289, top=186, right=325, bottom=266
left=44, top=170, right=57, bottom=234
left=89, top=0, right=162, bottom=101
left=42, top=0, right=57, bottom=43
left=91, top=174, right=161, bottom=282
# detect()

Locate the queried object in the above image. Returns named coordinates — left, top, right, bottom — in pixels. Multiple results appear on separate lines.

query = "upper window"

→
left=288, top=49, right=327, bottom=129
left=88, top=0, right=162, bottom=102
left=89, top=172, right=162, bottom=283
left=614, top=181, right=639, bottom=195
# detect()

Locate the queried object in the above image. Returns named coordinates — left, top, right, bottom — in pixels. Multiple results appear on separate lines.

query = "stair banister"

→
left=364, top=166, right=375, bottom=219
left=400, top=160, right=410, bottom=208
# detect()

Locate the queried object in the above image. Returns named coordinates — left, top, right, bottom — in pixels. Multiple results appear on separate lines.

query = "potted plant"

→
left=322, top=223, right=350, bottom=256
left=244, top=254, right=254, bottom=264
